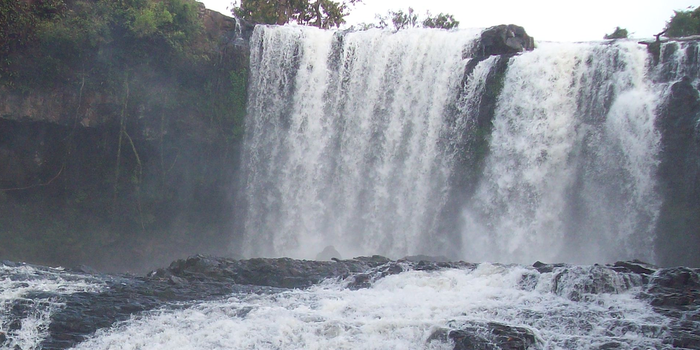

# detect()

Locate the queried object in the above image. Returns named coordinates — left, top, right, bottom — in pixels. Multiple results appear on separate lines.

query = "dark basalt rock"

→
left=153, top=255, right=377, bottom=289
left=154, top=255, right=475, bottom=290
left=645, top=267, right=700, bottom=349
left=611, top=260, right=656, bottom=275
left=532, top=261, right=568, bottom=274
left=655, top=74, right=700, bottom=268
left=401, top=254, right=451, bottom=263
left=476, top=24, right=535, bottom=58
left=428, top=322, right=540, bottom=350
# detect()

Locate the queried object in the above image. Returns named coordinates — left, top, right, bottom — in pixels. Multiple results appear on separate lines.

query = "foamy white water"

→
left=0, top=264, right=103, bottom=349
left=463, top=41, right=661, bottom=264
left=71, top=264, right=668, bottom=350
left=242, top=26, right=482, bottom=259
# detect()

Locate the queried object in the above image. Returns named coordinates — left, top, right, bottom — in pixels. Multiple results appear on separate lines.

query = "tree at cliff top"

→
left=604, top=27, right=628, bottom=39
left=359, top=7, right=459, bottom=31
left=664, top=6, right=700, bottom=37
left=1, top=0, right=208, bottom=88
left=231, top=0, right=361, bottom=28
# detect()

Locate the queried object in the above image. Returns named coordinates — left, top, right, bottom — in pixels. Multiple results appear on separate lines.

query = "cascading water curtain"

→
left=240, top=26, right=483, bottom=259
left=462, top=41, right=661, bottom=264
left=241, top=26, right=663, bottom=264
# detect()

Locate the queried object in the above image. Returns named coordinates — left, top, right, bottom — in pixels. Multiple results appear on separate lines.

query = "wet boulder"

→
left=429, top=322, right=540, bottom=350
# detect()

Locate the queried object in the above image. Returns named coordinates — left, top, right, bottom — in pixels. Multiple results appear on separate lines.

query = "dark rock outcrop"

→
left=475, top=24, right=535, bottom=58
left=428, top=322, right=540, bottom=350
left=645, top=267, right=700, bottom=349
left=655, top=75, right=700, bottom=268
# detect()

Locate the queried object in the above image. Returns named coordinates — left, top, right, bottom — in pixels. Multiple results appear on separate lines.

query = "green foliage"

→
left=0, top=1, right=38, bottom=56
left=422, top=11, right=459, bottom=30
left=227, top=69, right=249, bottom=138
left=1, top=0, right=249, bottom=270
left=33, top=0, right=67, bottom=20
left=0, top=0, right=67, bottom=56
left=367, top=8, right=460, bottom=31
left=377, top=7, right=418, bottom=30
left=130, top=3, right=174, bottom=37
left=665, top=7, right=700, bottom=37
left=231, top=0, right=361, bottom=28
left=604, top=26, right=628, bottom=39
left=1, top=0, right=209, bottom=89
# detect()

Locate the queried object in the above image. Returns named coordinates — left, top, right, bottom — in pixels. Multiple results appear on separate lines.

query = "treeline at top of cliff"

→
left=0, top=0, right=234, bottom=93
left=0, top=0, right=250, bottom=272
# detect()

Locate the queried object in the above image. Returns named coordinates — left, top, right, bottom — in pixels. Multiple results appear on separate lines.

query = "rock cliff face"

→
left=655, top=76, right=700, bottom=267
left=0, top=4, right=250, bottom=272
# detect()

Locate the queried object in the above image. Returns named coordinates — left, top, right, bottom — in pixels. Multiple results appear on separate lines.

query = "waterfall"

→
left=240, top=26, right=663, bottom=263
left=656, top=40, right=700, bottom=84
left=241, top=26, right=483, bottom=259
left=463, top=42, right=661, bottom=264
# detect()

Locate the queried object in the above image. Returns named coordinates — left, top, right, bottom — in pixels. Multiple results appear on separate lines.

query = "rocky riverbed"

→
left=1, top=257, right=698, bottom=349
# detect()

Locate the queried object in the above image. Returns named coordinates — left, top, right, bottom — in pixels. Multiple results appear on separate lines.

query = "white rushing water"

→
left=241, top=26, right=665, bottom=264
left=0, top=264, right=103, bottom=349
left=242, top=26, right=482, bottom=259
left=463, top=41, right=661, bottom=264
left=70, top=264, right=668, bottom=350
left=656, top=41, right=700, bottom=84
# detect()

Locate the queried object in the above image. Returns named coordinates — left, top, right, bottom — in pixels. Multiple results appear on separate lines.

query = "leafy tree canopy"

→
left=421, top=11, right=460, bottom=30
left=361, top=7, right=459, bottom=31
left=231, top=0, right=361, bottom=28
left=664, top=6, right=700, bottom=37
left=1, top=0, right=208, bottom=89
left=604, top=27, right=628, bottom=39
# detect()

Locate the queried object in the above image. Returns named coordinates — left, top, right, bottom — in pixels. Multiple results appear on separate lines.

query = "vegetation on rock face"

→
left=358, top=7, right=459, bottom=31
left=0, top=0, right=248, bottom=271
left=604, top=27, right=628, bottom=39
left=1, top=0, right=215, bottom=89
left=664, top=6, right=700, bottom=37
left=231, top=0, right=361, bottom=28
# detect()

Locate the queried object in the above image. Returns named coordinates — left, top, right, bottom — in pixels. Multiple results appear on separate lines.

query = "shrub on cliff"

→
left=0, top=1, right=37, bottom=56
left=664, top=6, right=700, bottom=37
left=1, top=0, right=212, bottom=88
left=604, top=27, right=628, bottom=39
